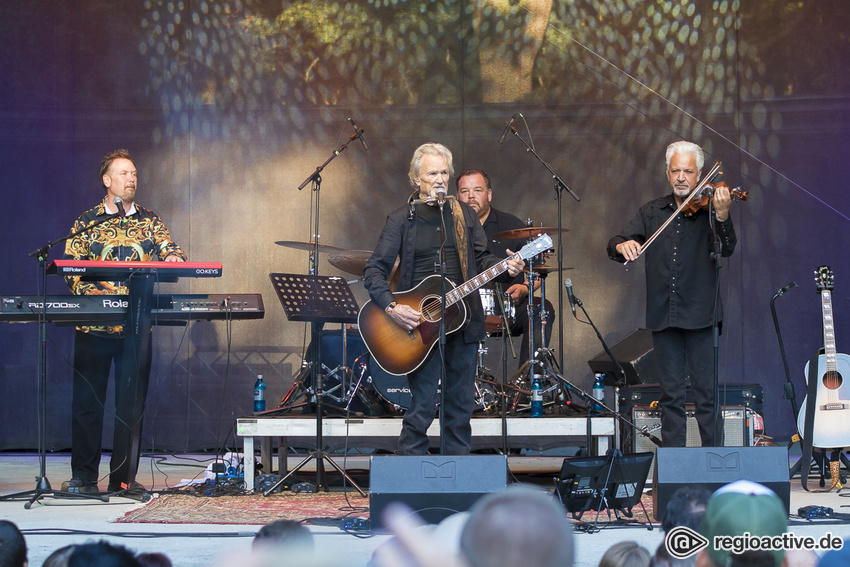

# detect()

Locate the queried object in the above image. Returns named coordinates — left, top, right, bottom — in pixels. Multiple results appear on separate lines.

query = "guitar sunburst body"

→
left=797, top=266, right=850, bottom=448
left=358, top=275, right=466, bottom=375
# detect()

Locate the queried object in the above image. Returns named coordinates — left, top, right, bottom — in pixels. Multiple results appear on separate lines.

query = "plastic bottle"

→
left=530, top=375, right=543, bottom=417
left=253, top=375, right=266, bottom=413
left=592, top=373, right=605, bottom=414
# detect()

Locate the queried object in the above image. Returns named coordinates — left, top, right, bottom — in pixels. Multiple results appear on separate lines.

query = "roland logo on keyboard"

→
left=102, top=298, right=129, bottom=309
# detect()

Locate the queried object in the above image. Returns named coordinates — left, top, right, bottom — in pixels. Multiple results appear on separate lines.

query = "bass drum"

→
left=367, top=355, right=497, bottom=414
left=368, top=356, right=412, bottom=412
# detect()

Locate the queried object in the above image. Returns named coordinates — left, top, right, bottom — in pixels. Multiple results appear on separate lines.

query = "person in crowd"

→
left=599, top=541, right=650, bottom=567
left=455, top=168, right=555, bottom=366
left=252, top=519, right=314, bottom=554
left=61, top=149, right=186, bottom=494
left=695, top=480, right=786, bottom=567
left=607, top=141, right=736, bottom=447
left=135, top=553, right=173, bottom=567
left=662, top=486, right=711, bottom=533
left=460, top=486, right=574, bottom=567
left=363, top=143, right=523, bottom=455
left=67, top=542, right=142, bottom=567
left=0, top=520, right=27, bottom=567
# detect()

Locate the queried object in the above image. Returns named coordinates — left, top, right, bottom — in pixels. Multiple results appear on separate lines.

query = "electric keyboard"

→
left=47, top=260, right=223, bottom=281
left=0, top=294, right=264, bottom=323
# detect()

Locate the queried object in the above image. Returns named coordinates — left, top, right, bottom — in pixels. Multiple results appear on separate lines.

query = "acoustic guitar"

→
left=796, top=266, right=850, bottom=448
left=359, top=234, right=553, bottom=375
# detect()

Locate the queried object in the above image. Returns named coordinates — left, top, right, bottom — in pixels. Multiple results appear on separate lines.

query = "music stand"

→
left=264, top=273, right=365, bottom=496
left=555, top=450, right=653, bottom=533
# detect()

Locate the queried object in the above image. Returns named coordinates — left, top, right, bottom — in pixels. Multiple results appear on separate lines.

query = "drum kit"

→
left=271, top=226, right=570, bottom=417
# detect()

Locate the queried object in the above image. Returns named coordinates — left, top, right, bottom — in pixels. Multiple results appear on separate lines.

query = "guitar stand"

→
left=265, top=273, right=365, bottom=496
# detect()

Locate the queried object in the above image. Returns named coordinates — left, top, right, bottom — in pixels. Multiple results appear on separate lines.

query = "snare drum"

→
left=479, top=289, right=514, bottom=334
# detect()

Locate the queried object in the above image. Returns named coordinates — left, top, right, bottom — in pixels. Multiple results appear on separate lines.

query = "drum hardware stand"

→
left=506, top=256, right=564, bottom=415
left=501, top=115, right=580, bottom=374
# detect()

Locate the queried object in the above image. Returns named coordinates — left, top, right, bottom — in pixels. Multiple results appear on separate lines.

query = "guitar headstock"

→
left=518, top=234, right=554, bottom=260
left=814, top=265, right=834, bottom=293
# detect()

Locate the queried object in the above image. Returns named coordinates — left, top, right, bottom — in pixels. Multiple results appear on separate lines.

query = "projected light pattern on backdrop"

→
left=139, top=1, right=777, bottom=162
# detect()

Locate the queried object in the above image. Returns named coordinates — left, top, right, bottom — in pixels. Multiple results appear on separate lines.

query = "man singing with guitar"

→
left=362, top=143, right=525, bottom=455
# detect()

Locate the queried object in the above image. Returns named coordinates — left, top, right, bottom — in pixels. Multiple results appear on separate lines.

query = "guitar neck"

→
left=823, top=289, right=837, bottom=372
left=445, top=254, right=517, bottom=306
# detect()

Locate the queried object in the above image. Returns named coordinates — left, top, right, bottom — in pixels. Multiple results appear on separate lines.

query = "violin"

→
left=681, top=181, right=748, bottom=217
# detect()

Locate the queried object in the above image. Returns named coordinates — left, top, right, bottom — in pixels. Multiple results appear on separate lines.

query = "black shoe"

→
left=108, top=480, right=146, bottom=493
left=61, top=478, right=99, bottom=494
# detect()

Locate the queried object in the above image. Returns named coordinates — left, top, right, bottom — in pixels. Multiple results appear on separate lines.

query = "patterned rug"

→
left=116, top=491, right=370, bottom=525
left=116, top=491, right=654, bottom=526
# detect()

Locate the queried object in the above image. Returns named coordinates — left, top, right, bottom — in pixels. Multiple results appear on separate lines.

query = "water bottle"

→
left=253, top=375, right=266, bottom=413
left=530, top=375, right=543, bottom=417
left=592, top=373, right=605, bottom=414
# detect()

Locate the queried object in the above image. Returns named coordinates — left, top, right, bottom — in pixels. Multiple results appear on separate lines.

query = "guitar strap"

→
left=451, top=199, right=469, bottom=282
left=800, top=351, right=822, bottom=491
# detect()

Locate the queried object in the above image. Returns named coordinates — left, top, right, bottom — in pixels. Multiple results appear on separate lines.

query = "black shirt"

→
left=607, top=193, right=737, bottom=331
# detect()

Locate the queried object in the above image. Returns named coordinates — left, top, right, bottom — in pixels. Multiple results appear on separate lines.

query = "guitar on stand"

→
left=797, top=265, right=850, bottom=491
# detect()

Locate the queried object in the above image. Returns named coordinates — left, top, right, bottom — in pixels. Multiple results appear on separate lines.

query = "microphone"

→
left=435, top=186, right=447, bottom=204
left=564, top=278, right=576, bottom=317
left=774, top=281, right=798, bottom=298
left=348, top=117, right=369, bottom=151
left=498, top=113, right=517, bottom=144
left=113, top=197, right=125, bottom=218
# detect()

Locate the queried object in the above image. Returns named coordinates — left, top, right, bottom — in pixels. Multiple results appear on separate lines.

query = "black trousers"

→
left=398, top=333, right=477, bottom=455
left=71, top=330, right=152, bottom=484
left=652, top=326, right=722, bottom=447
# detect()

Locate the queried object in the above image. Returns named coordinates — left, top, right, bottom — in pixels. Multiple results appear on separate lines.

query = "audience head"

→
left=663, top=486, right=712, bottom=533
left=460, top=486, right=574, bottom=567
left=599, top=541, right=650, bottom=567
left=252, top=519, right=314, bottom=554
left=0, top=520, right=27, bottom=567
left=650, top=543, right=695, bottom=567
left=67, top=542, right=141, bottom=567
left=41, top=545, right=75, bottom=567
left=696, top=480, right=787, bottom=567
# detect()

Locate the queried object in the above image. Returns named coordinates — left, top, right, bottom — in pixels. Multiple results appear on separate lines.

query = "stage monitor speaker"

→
left=587, top=328, right=657, bottom=385
left=631, top=406, right=754, bottom=479
left=652, top=447, right=790, bottom=523
left=370, top=455, right=507, bottom=526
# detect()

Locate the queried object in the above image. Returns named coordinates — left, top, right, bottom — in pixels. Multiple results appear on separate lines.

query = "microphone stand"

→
left=437, top=197, right=449, bottom=455
left=1, top=215, right=122, bottom=508
left=277, top=126, right=365, bottom=493
left=570, top=291, right=663, bottom=452
left=504, top=119, right=580, bottom=373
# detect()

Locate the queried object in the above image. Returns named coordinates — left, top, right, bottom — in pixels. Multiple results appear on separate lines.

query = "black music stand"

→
left=264, top=273, right=365, bottom=495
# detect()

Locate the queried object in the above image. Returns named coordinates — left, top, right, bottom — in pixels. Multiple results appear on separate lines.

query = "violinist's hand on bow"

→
left=713, top=183, right=732, bottom=222
left=616, top=240, right=642, bottom=263
left=504, top=250, right=525, bottom=278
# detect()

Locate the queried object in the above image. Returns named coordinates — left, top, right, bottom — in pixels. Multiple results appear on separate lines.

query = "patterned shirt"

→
left=63, top=199, right=187, bottom=334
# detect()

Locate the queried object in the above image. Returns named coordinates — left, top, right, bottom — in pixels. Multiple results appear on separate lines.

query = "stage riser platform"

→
left=237, top=416, right=615, bottom=490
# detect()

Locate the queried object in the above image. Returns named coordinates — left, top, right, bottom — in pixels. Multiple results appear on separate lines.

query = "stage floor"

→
left=0, top=449, right=848, bottom=567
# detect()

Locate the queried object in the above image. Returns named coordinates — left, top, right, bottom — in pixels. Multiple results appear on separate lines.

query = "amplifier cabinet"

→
left=630, top=406, right=755, bottom=479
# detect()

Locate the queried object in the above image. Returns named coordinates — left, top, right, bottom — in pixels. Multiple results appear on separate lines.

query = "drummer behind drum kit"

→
left=271, top=227, right=570, bottom=417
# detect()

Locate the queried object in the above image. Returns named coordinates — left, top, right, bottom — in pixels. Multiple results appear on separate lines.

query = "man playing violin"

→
left=607, top=140, right=737, bottom=447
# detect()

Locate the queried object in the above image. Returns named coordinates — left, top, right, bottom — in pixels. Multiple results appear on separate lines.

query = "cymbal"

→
left=274, top=240, right=344, bottom=252
left=327, top=250, right=372, bottom=276
left=491, top=226, right=568, bottom=240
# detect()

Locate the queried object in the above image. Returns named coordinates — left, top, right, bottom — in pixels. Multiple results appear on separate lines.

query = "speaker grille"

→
left=631, top=406, right=753, bottom=479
